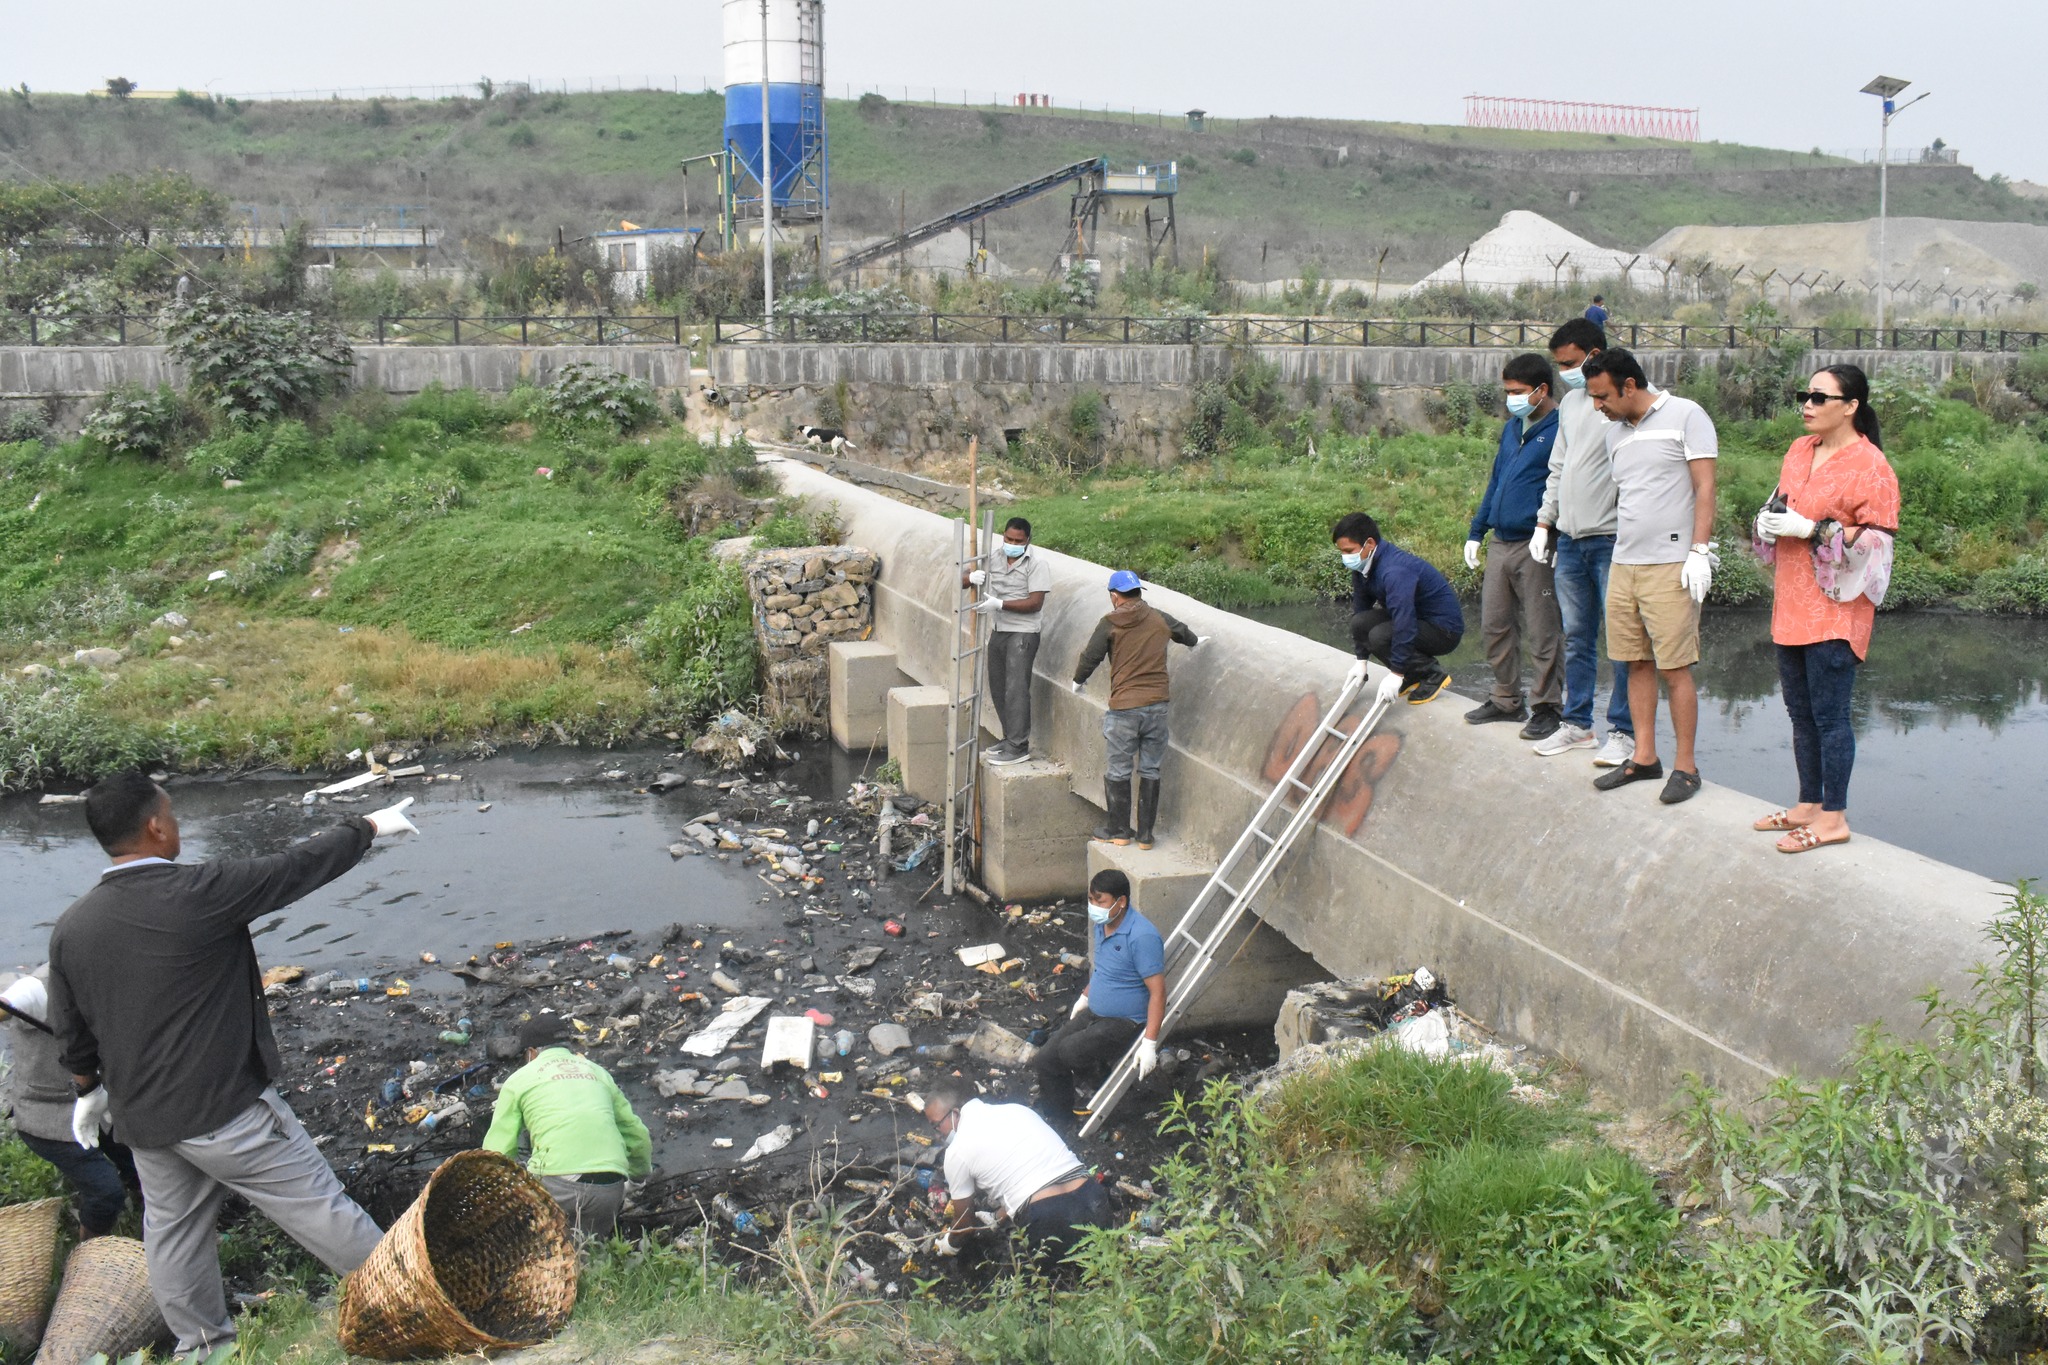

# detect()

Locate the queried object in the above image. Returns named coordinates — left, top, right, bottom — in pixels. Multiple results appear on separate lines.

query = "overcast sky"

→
left=10, top=0, right=2043, bottom=185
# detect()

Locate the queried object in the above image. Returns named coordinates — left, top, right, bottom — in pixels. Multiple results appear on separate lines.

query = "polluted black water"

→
left=1, top=744, right=1268, bottom=1273
left=1243, top=602, right=2048, bottom=884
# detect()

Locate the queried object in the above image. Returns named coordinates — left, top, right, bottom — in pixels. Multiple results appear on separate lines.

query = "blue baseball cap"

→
left=1107, top=570, right=1142, bottom=593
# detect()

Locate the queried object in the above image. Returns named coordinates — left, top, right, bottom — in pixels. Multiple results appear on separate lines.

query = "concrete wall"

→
left=771, top=454, right=2007, bottom=1107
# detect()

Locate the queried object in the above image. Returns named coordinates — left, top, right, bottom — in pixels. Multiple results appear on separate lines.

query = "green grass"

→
left=0, top=392, right=759, bottom=788
left=3, top=89, right=2040, bottom=285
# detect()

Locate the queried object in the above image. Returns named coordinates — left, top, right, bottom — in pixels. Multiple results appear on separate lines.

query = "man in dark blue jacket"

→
left=1462, top=353, right=1566, bottom=739
left=1332, top=512, right=1464, bottom=704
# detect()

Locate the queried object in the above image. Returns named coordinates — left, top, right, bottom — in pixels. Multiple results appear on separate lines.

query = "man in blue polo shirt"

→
left=1031, top=869, right=1165, bottom=1129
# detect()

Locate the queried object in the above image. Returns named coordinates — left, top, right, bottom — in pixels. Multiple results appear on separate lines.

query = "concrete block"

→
left=1087, top=839, right=1321, bottom=1033
left=886, top=686, right=955, bottom=803
left=830, top=641, right=910, bottom=753
left=980, top=755, right=1095, bottom=901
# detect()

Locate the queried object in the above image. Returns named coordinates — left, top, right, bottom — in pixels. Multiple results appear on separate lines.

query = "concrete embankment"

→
left=776, top=454, right=2007, bottom=1107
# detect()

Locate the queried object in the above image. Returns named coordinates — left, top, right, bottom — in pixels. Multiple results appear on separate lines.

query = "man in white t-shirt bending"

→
left=1581, top=348, right=1718, bottom=806
left=923, top=1080, right=1110, bottom=1263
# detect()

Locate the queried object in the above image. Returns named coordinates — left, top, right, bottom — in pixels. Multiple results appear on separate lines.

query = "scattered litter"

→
left=260, top=965, right=305, bottom=989
left=1388, top=1010, right=1451, bottom=1059
left=742, top=1123, right=795, bottom=1163
left=892, top=836, right=938, bottom=872
left=884, top=920, right=905, bottom=937
left=835, top=976, right=876, bottom=1000
left=681, top=996, right=773, bottom=1058
left=964, top=1021, right=1035, bottom=1067
left=38, top=794, right=85, bottom=806
left=868, top=1023, right=912, bottom=1057
left=955, top=943, right=1005, bottom=968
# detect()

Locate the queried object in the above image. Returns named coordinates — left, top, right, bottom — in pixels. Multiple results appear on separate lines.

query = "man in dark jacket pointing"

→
left=48, top=770, right=418, bottom=1357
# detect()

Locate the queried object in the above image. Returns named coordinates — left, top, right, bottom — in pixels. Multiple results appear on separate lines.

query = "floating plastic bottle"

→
left=835, top=1029, right=855, bottom=1057
left=418, top=1101, right=469, bottom=1133
left=712, top=1193, right=763, bottom=1235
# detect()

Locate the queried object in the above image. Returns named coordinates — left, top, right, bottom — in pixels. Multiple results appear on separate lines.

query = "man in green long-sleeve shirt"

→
left=482, top=1016, right=651, bottom=1238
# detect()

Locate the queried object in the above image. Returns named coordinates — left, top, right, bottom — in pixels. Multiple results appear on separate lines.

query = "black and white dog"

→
left=799, top=425, right=857, bottom=454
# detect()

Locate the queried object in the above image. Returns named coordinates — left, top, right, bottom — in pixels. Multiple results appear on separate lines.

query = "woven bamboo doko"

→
left=33, top=1236, right=166, bottom=1365
left=338, top=1150, right=576, bottom=1360
left=0, top=1197, right=62, bottom=1350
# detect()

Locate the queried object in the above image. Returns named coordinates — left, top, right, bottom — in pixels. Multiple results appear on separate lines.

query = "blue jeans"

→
left=1777, top=640, right=1860, bottom=811
left=1553, top=533, right=1632, bottom=735
left=1103, top=702, right=1170, bottom=781
left=18, top=1130, right=139, bottom=1236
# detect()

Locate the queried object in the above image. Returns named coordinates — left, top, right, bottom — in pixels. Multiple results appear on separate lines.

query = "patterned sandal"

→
left=1777, top=826, right=1851, bottom=854
left=1752, top=810, right=1809, bottom=832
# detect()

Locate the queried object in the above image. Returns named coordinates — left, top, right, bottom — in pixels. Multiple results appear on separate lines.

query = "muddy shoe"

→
left=1518, top=704, right=1563, bottom=741
left=1464, top=699, right=1527, bottom=725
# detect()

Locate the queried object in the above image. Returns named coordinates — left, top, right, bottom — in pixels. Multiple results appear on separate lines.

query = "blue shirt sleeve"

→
left=1133, top=924, right=1165, bottom=980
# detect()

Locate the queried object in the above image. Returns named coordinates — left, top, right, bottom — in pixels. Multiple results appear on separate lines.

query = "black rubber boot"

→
left=1135, top=777, right=1161, bottom=850
left=1092, top=775, right=1134, bottom=844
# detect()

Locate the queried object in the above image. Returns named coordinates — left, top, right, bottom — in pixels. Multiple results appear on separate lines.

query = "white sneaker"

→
left=1593, top=732, right=1636, bottom=767
left=1532, top=723, right=1595, bottom=757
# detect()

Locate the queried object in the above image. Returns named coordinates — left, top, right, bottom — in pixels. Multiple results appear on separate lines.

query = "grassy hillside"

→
left=2, top=89, right=2041, bottom=282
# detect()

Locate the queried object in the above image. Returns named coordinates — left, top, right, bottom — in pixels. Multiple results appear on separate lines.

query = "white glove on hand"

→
left=1135, top=1037, right=1160, bottom=1079
left=1681, top=547, right=1716, bottom=605
left=1069, top=680, right=1084, bottom=695
left=1463, top=539, right=1483, bottom=571
left=1071, top=994, right=1089, bottom=1020
left=970, top=596, right=1004, bottom=616
left=1345, top=658, right=1370, bottom=686
left=1756, top=509, right=1817, bottom=542
left=1376, top=673, right=1403, bottom=707
left=1194, top=635, right=1210, bottom=647
left=1530, top=526, right=1553, bottom=564
left=966, top=569, right=987, bottom=587
left=934, top=1231, right=961, bottom=1256
left=366, top=797, right=418, bottom=838
left=1753, top=512, right=1778, bottom=546
left=72, top=1086, right=109, bottom=1149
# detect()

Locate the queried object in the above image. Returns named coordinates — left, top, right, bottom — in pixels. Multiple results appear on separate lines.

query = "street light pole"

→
left=1861, top=75, right=1930, bottom=345
left=760, top=0, right=775, bottom=338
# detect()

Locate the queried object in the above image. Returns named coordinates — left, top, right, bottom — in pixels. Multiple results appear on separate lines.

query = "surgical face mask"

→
left=1003, top=543, right=1027, bottom=559
left=1505, top=392, right=1536, bottom=419
left=1558, top=366, right=1587, bottom=391
left=1340, top=551, right=1365, bottom=571
left=1087, top=899, right=1117, bottom=925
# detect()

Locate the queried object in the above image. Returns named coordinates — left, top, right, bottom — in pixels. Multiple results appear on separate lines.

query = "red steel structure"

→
left=1464, top=95, right=1699, bottom=142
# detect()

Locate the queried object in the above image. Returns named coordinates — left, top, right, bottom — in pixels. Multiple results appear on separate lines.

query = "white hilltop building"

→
left=1411, top=210, right=1670, bottom=295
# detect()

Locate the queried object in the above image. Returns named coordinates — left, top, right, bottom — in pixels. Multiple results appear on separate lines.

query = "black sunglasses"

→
left=1792, top=391, right=1851, bottom=407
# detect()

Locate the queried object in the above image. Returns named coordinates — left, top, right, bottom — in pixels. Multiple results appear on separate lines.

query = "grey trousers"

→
left=131, top=1089, right=383, bottom=1354
left=538, top=1174, right=626, bottom=1241
left=985, top=630, right=1040, bottom=748
left=1103, top=702, right=1170, bottom=781
left=1481, top=537, right=1564, bottom=709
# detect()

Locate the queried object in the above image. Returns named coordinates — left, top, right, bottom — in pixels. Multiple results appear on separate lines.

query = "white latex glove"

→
left=1463, top=539, right=1482, bottom=571
left=934, top=1231, right=961, bottom=1256
left=1753, top=512, right=1778, bottom=546
left=1756, top=509, right=1817, bottom=542
left=966, top=569, right=987, bottom=587
left=1375, top=673, right=1403, bottom=707
left=970, top=596, right=1004, bottom=616
left=1135, top=1037, right=1160, bottom=1079
left=1071, top=994, right=1089, bottom=1020
left=72, top=1086, right=109, bottom=1149
left=1345, top=658, right=1370, bottom=686
left=1, top=974, right=48, bottom=1020
left=365, top=797, right=418, bottom=838
left=1681, top=547, right=1716, bottom=604
left=1530, top=526, right=1553, bottom=564
left=1069, top=680, right=1084, bottom=695
left=1194, top=636, right=1210, bottom=647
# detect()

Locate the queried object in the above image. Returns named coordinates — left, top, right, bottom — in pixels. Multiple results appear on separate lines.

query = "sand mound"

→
left=1410, top=210, right=1671, bottom=295
left=1646, top=217, right=2048, bottom=292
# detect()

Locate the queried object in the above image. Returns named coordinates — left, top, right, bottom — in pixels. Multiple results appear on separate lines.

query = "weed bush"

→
left=166, top=295, right=353, bottom=427
left=539, top=362, right=662, bottom=434
left=630, top=558, right=757, bottom=720
left=1975, top=553, right=2048, bottom=612
left=80, top=383, right=190, bottom=457
left=0, top=673, right=159, bottom=792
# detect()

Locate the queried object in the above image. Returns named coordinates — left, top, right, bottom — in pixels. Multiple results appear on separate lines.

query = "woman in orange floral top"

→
left=1751, top=364, right=1900, bottom=853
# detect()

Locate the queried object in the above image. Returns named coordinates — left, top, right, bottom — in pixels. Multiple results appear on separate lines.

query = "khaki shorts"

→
left=1606, top=561, right=1700, bottom=669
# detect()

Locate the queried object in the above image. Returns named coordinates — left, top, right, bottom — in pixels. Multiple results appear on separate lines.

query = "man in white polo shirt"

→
left=963, top=517, right=1053, bottom=765
left=923, top=1079, right=1110, bottom=1263
left=1580, top=348, right=1718, bottom=806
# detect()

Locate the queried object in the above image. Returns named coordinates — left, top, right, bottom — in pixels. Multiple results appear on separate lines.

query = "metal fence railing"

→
left=712, top=314, right=2048, bottom=353
left=6, top=312, right=2044, bottom=354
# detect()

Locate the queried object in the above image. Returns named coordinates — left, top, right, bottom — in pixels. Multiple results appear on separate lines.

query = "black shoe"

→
left=1659, top=769, right=1702, bottom=805
left=1403, top=670, right=1453, bottom=704
left=985, top=741, right=1030, bottom=766
left=1134, top=777, right=1161, bottom=850
left=1593, top=758, right=1663, bottom=791
left=1518, top=704, right=1563, bottom=741
left=1093, top=775, right=1134, bottom=844
left=1465, top=699, right=1527, bottom=725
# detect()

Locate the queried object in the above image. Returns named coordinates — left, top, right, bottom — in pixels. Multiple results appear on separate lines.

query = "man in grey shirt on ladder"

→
left=964, top=516, right=1053, bottom=765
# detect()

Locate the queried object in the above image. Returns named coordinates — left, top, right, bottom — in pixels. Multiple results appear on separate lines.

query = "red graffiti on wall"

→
left=1257, top=693, right=1401, bottom=838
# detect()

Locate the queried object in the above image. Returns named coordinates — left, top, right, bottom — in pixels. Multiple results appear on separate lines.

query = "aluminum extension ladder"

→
left=1079, top=672, right=1392, bottom=1136
left=942, top=510, right=997, bottom=896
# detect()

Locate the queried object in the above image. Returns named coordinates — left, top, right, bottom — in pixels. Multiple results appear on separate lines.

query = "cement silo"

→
left=722, top=0, right=827, bottom=229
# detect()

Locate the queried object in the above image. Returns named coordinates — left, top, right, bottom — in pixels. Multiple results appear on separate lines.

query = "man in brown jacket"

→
left=1070, top=570, right=1201, bottom=849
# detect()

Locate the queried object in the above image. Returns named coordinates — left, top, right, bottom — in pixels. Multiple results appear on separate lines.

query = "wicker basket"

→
left=338, top=1150, right=576, bottom=1360
left=33, top=1236, right=166, bottom=1365
left=0, top=1197, right=63, bottom=1350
